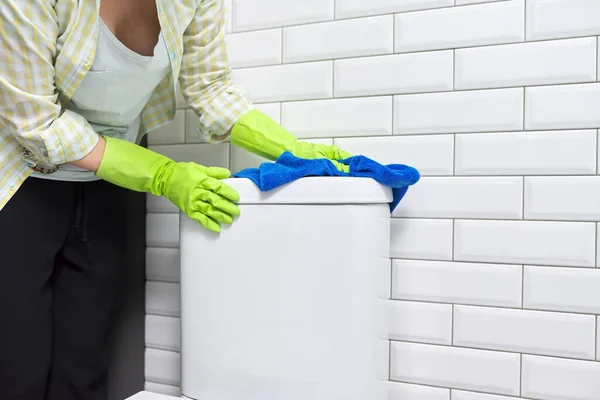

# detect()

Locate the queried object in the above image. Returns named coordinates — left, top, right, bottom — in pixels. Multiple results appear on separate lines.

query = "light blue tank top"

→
left=32, top=18, right=171, bottom=181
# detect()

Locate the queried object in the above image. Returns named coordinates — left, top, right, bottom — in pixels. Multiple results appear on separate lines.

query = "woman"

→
left=0, top=0, right=350, bottom=398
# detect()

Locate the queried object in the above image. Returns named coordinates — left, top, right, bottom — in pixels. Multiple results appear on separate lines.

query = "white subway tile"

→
left=454, top=305, right=596, bottom=360
left=146, top=282, right=180, bottom=317
left=149, top=143, right=230, bottom=168
left=455, top=130, right=597, bottom=176
left=394, top=88, right=523, bottom=135
left=145, top=315, right=181, bottom=351
left=455, top=37, right=597, bottom=90
left=334, top=51, right=453, bottom=97
left=455, top=0, right=503, bottom=4
left=144, top=382, right=181, bottom=397
left=232, top=0, right=333, bottom=31
left=146, top=248, right=180, bottom=283
left=394, top=177, right=523, bottom=219
left=335, top=0, right=453, bottom=19
left=522, top=355, right=600, bottom=400
left=392, top=260, right=522, bottom=308
left=145, top=348, right=181, bottom=386
left=252, top=103, right=282, bottom=123
left=390, top=219, right=453, bottom=260
left=597, top=317, right=599, bottom=361
left=230, top=138, right=333, bottom=173
left=281, top=97, right=392, bottom=138
left=388, top=300, right=452, bottom=345
left=283, top=16, right=393, bottom=63
left=526, top=0, right=600, bottom=41
left=147, top=111, right=185, bottom=145
left=394, top=0, right=524, bottom=53
left=334, top=135, right=454, bottom=176
left=390, top=342, right=520, bottom=396
left=597, top=223, right=600, bottom=267
left=524, top=266, right=600, bottom=314
left=146, top=214, right=179, bottom=248
left=146, top=194, right=177, bottom=214
left=388, top=381, right=450, bottom=400
left=231, top=61, right=333, bottom=103
left=452, top=391, right=520, bottom=400
left=525, top=83, right=600, bottom=130
left=454, top=220, right=597, bottom=267
left=525, top=176, right=600, bottom=221
left=226, top=28, right=282, bottom=68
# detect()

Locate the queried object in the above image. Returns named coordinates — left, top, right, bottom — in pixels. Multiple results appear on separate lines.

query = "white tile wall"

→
left=394, top=1, right=524, bottom=53
left=394, top=88, right=524, bottom=134
left=390, top=342, right=521, bottom=395
left=394, top=177, right=523, bottom=219
left=455, top=130, right=598, bottom=176
left=451, top=392, right=520, bottom=400
left=390, top=219, right=453, bottom=260
left=335, top=135, right=454, bottom=175
left=281, top=97, right=393, bottom=138
left=283, top=16, right=393, bottom=63
left=525, top=176, right=600, bottom=221
left=521, top=355, right=600, bottom=400
left=391, top=260, right=522, bottom=308
left=334, top=51, right=453, bottom=97
left=388, top=381, right=450, bottom=400
left=525, top=83, right=600, bottom=130
left=455, top=37, right=597, bottom=90
left=231, top=61, right=333, bottom=103
left=526, top=0, right=600, bottom=41
left=232, top=0, right=334, bottom=31
left=523, top=266, right=600, bottom=314
left=145, top=0, right=600, bottom=397
left=226, top=28, right=282, bottom=68
left=388, top=300, right=453, bottom=345
left=453, top=305, right=596, bottom=359
left=335, top=0, right=454, bottom=19
left=454, top=220, right=597, bottom=267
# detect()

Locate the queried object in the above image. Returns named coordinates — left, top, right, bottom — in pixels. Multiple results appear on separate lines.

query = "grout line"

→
left=521, top=265, right=525, bottom=308
left=451, top=304, right=455, bottom=345
left=247, top=80, right=599, bottom=106
left=232, top=35, right=600, bottom=70
left=595, top=317, right=598, bottom=360
left=522, top=86, right=526, bottom=131
left=392, top=256, right=598, bottom=271
left=387, top=297, right=600, bottom=317
left=519, top=353, right=523, bottom=396
left=522, top=176, right=525, bottom=220
left=233, top=0, right=513, bottom=34
left=452, top=49, right=456, bottom=91
left=393, top=215, right=599, bottom=223
left=390, top=338, right=598, bottom=362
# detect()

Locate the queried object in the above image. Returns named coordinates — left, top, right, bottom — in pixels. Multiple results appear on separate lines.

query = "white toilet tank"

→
left=179, top=177, right=392, bottom=400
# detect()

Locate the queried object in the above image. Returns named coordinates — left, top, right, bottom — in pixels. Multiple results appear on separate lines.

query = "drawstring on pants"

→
left=74, top=183, right=90, bottom=247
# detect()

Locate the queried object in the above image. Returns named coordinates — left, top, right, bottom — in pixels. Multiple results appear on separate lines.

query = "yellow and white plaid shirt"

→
left=0, top=0, right=253, bottom=210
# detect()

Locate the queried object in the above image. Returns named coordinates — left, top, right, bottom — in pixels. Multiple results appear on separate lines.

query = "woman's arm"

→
left=178, top=0, right=254, bottom=143
left=0, top=0, right=102, bottom=171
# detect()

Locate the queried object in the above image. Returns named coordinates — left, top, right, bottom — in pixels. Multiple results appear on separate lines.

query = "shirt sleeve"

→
left=178, top=0, right=254, bottom=143
left=0, top=0, right=99, bottom=167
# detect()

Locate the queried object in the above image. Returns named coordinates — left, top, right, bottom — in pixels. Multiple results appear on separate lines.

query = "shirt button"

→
left=9, top=185, right=15, bottom=191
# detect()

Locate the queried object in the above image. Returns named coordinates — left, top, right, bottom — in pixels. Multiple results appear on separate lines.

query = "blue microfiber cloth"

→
left=232, top=151, right=420, bottom=213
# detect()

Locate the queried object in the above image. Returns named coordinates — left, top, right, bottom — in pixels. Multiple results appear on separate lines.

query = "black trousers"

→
left=0, top=177, right=137, bottom=400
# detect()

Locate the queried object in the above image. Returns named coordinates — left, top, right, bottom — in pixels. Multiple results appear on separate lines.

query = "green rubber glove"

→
left=231, top=109, right=352, bottom=173
left=95, top=136, right=240, bottom=232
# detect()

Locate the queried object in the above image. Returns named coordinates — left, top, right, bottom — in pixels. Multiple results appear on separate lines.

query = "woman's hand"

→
left=230, top=109, right=352, bottom=172
left=95, top=136, right=239, bottom=232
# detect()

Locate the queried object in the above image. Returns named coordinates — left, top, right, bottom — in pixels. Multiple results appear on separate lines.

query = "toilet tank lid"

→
left=223, top=177, right=393, bottom=205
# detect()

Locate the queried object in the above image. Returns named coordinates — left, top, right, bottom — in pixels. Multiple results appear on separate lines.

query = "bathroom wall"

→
left=144, top=0, right=600, bottom=398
